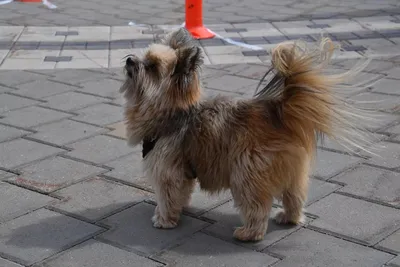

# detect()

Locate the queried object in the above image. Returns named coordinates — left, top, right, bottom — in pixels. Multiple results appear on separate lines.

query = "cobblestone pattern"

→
left=0, top=0, right=399, bottom=26
left=0, top=58, right=399, bottom=266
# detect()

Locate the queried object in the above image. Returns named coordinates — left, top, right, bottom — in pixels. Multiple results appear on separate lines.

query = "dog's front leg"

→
left=151, top=174, right=195, bottom=229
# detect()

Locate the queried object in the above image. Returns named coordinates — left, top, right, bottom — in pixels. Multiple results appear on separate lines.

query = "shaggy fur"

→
left=119, top=28, right=374, bottom=241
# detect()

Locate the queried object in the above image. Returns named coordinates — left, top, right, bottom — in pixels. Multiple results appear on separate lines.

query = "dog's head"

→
left=120, top=27, right=204, bottom=111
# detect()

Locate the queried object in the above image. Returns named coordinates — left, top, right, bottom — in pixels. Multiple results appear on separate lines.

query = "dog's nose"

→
left=126, top=57, right=134, bottom=66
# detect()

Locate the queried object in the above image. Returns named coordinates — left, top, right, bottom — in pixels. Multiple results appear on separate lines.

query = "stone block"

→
left=0, top=182, right=55, bottom=223
left=36, top=240, right=162, bottom=267
left=0, top=258, right=23, bottom=267
left=203, top=74, right=258, bottom=94
left=0, top=106, right=72, bottom=128
left=43, top=91, right=106, bottom=111
left=0, top=94, right=39, bottom=114
left=332, top=165, right=400, bottom=207
left=0, top=209, right=102, bottom=266
left=30, top=119, right=106, bottom=146
left=15, top=80, right=77, bottom=99
left=267, top=228, right=393, bottom=267
left=371, top=78, right=400, bottom=95
left=66, top=135, right=133, bottom=165
left=312, top=150, right=363, bottom=180
left=51, top=177, right=152, bottom=222
left=99, top=202, right=209, bottom=255
left=159, top=232, right=278, bottom=267
left=72, top=103, right=123, bottom=126
left=0, top=139, right=64, bottom=169
left=0, top=125, right=29, bottom=143
left=7, top=156, right=107, bottom=193
left=78, top=78, right=122, bottom=98
left=377, top=229, right=400, bottom=254
left=367, top=142, right=400, bottom=169
left=307, top=194, right=400, bottom=245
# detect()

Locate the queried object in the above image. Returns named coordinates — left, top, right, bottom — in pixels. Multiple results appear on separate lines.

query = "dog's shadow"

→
left=2, top=199, right=303, bottom=263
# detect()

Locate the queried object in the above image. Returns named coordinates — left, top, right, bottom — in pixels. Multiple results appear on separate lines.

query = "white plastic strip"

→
left=128, top=21, right=263, bottom=51
left=207, top=29, right=264, bottom=51
left=0, top=0, right=13, bottom=5
left=42, top=0, right=57, bottom=9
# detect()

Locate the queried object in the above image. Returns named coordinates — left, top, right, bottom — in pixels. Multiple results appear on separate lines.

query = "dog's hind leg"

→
left=230, top=172, right=273, bottom=242
left=151, top=172, right=195, bottom=229
left=274, top=158, right=309, bottom=225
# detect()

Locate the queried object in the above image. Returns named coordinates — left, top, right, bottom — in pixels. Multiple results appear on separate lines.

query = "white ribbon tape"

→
left=0, top=0, right=56, bottom=8
left=0, top=0, right=13, bottom=5
left=128, top=21, right=263, bottom=51
left=42, top=0, right=57, bottom=9
left=206, top=29, right=263, bottom=51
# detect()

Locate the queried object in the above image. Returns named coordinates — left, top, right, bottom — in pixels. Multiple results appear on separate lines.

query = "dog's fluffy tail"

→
left=255, top=38, right=378, bottom=154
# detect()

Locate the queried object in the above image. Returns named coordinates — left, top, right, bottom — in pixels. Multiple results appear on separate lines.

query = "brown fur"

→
left=119, top=28, right=374, bottom=241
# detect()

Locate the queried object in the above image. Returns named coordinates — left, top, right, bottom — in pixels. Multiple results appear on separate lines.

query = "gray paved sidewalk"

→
left=0, top=0, right=399, bottom=26
left=0, top=61, right=399, bottom=266
left=0, top=0, right=400, bottom=266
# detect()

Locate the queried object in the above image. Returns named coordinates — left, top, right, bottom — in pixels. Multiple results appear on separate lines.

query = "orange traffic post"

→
left=185, top=0, right=215, bottom=39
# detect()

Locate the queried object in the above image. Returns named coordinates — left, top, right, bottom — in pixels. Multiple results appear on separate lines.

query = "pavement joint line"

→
left=334, top=191, right=400, bottom=210
left=4, top=91, right=48, bottom=103
left=57, top=154, right=114, bottom=171
left=22, top=136, right=74, bottom=151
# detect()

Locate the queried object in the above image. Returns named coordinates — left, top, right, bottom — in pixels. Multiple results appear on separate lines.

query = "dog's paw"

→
left=274, top=208, right=305, bottom=225
left=152, top=217, right=178, bottom=229
left=233, top=227, right=264, bottom=242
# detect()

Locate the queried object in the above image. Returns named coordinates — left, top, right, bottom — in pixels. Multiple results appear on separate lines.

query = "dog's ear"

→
left=163, top=27, right=195, bottom=49
left=173, top=46, right=203, bottom=76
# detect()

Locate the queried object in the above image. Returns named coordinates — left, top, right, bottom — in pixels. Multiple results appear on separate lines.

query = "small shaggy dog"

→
left=119, top=28, right=373, bottom=241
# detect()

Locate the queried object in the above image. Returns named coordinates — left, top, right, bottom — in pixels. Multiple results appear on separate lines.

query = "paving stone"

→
left=30, top=119, right=106, bottom=146
left=0, top=139, right=64, bottom=169
left=0, top=170, right=14, bottom=180
left=0, top=124, right=29, bottom=143
left=377, top=229, right=400, bottom=254
left=305, top=178, right=341, bottom=206
left=202, top=201, right=303, bottom=251
left=367, top=142, right=400, bottom=169
left=332, top=165, right=400, bottom=207
left=77, top=78, right=122, bottom=98
left=51, top=177, right=152, bottom=222
left=67, top=135, right=133, bottom=165
left=0, top=85, right=15, bottom=94
left=349, top=92, right=400, bottom=113
left=0, top=182, right=55, bottom=223
left=267, top=228, right=393, bottom=267
left=0, top=94, right=40, bottom=113
left=0, top=71, right=47, bottom=87
left=159, top=232, right=278, bottom=267
left=388, top=256, right=400, bottom=267
left=385, top=67, right=400, bottom=80
left=203, top=74, right=258, bottom=94
left=371, top=78, right=400, bottom=95
left=7, top=156, right=107, bottom=193
left=15, top=80, right=77, bottom=99
left=99, top=202, right=209, bottom=255
left=0, top=106, right=72, bottom=128
left=312, top=150, right=363, bottom=180
left=73, top=103, right=123, bottom=126
left=106, top=121, right=126, bottom=139
left=105, top=153, right=150, bottom=190
left=36, top=239, right=162, bottom=267
left=43, top=91, right=106, bottom=111
left=0, top=258, right=23, bottom=267
left=0, top=209, right=102, bottom=266
left=49, top=69, right=112, bottom=85
left=307, top=194, right=400, bottom=245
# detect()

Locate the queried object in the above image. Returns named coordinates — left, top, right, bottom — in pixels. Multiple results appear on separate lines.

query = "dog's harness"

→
left=142, top=137, right=197, bottom=179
